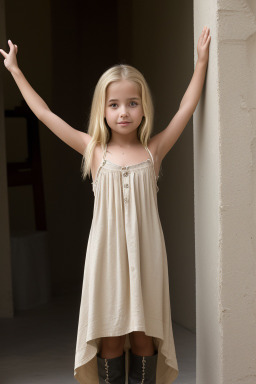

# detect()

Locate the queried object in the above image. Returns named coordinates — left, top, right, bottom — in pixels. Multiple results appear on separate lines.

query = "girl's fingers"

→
left=198, top=27, right=206, bottom=45
left=201, top=27, right=210, bottom=45
left=199, top=28, right=205, bottom=40
left=0, top=49, right=8, bottom=58
left=8, top=39, right=15, bottom=52
left=206, top=35, right=211, bottom=46
left=204, top=31, right=210, bottom=45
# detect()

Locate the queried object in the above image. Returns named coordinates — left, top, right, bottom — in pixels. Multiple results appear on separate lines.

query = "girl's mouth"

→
left=118, top=122, right=131, bottom=126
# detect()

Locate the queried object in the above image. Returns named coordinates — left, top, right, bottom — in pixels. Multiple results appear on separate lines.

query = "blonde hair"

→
left=81, top=64, right=154, bottom=181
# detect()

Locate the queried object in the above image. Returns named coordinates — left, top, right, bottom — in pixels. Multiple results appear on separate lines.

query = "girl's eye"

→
left=109, top=101, right=138, bottom=108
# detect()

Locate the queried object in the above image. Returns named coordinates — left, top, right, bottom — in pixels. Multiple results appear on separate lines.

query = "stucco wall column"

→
left=194, top=0, right=256, bottom=383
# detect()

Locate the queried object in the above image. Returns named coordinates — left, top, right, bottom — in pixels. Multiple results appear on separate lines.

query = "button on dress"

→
left=74, top=143, right=179, bottom=384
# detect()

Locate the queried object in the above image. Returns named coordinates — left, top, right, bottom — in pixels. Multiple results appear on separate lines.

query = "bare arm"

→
left=0, top=40, right=91, bottom=155
left=179, top=59, right=208, bottom=111
left=152, top=26, right=211, bottom=163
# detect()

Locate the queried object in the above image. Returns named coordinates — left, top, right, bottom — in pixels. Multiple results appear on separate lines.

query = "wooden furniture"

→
left=5, top=100, right=46, bottom=230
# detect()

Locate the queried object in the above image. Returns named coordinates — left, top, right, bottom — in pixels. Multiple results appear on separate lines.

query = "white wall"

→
left=194, top=0, right=256, bottom=382
left=193, top=1, right=221, bottom=382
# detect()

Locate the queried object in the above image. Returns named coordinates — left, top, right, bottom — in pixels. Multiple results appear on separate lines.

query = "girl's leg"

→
left=128, top=332, right=158, bottom=384
left=97, top=335, right=126, bottom=383
left=99, top=335, right=126, bottom=358
left=129, top=331, right=155, bottom=356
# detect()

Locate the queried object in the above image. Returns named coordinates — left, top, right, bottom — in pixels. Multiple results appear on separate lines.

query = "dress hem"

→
left=74, top=325, right=179, bottom=384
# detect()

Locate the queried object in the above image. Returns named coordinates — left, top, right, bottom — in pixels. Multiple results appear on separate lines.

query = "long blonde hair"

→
left=81, top=64, right=154, bottom=181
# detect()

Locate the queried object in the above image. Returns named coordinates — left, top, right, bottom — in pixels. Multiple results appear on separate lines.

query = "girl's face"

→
left=105, top=79, right=144, bottom=136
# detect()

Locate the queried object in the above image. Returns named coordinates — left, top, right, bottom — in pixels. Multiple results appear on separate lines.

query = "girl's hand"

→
left=0, top=39, right=19, bottom=73
left=197, top=26, right=211, bottom=65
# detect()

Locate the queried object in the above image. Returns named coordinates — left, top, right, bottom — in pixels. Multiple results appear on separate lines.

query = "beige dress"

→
left=74, top=143, right=179, bottom=384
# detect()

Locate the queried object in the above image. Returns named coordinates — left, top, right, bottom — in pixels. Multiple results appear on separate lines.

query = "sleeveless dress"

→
left=74, top=143, right=179, bottom=384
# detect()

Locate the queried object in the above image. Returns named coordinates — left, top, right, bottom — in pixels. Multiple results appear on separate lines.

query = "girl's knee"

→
left=100, top=334, right=126, bottom=355
left=129, top=331, right=153, bottom=349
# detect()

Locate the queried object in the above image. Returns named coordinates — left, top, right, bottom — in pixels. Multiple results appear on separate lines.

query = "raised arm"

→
left=0, top=40, right=91, bottom=155
left=152, top=26, right=211, bottom=163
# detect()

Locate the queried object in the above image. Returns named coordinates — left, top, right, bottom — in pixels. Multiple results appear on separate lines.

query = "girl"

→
left=0, top=26, right=211, bottom=384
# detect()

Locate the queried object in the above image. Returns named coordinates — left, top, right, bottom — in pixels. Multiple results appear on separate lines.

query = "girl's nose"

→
left=120, top=107, right=128, bottom=117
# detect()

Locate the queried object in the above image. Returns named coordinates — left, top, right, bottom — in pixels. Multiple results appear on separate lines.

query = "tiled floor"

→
left=0, top=293, right=195, bottom=383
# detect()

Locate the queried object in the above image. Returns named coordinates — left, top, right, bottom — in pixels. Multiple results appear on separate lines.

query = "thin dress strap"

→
left=103, top=143, right=107, bottom=162
left=91, top=144, right=107, bottom=192
left=145, top=146, right=159, bottom=192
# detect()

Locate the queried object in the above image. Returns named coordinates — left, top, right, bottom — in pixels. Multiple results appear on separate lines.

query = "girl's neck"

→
left=108, top=133, right=141, bottom=148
